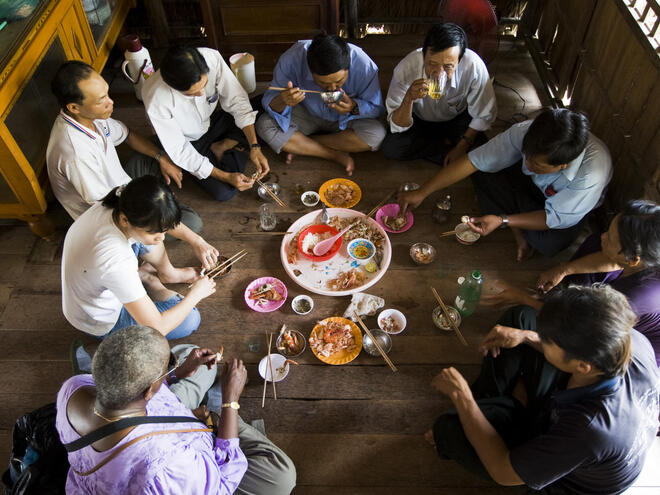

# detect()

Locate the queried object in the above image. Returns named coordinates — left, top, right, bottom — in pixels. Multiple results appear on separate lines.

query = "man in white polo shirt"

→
left=47, top=61, right=219, bottom=270
left=383, top=23, right=496, bottom=166
left=142, top=46, right=269, bottom=202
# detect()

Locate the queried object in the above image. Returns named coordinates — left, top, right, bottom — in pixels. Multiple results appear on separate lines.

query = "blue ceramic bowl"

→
left=347, top=238, right=375, bottom=263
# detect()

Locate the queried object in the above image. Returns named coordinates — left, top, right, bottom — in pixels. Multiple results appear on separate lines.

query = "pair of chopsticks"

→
left=353, top=311, right=398, bottom=372
left=430, top=287, right=468, bottom=346
left=268, top=86, right=322, bottom=94
left=255, top=177, right=288, bottom=208
left=262, top=330, right=278, bottom=407
left=233, top=231, right=293, bottom=236
left=440, top=230, right=457, bottom=237
left=365, top=189, right=396, bottom=218
left=189, top=249, right=248, bottom=287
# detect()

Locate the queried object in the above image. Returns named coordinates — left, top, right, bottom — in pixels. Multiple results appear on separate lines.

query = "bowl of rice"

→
left=297, top=224, right=342, bottom=261
left=455, top=223, right=481, bottom=245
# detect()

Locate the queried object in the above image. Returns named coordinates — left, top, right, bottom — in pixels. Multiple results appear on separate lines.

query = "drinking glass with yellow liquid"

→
left=427, top=71, right=448, bottom=100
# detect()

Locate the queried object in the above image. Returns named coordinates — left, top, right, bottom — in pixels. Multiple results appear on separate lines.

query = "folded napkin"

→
left=343, top=293, right=385, bottom=321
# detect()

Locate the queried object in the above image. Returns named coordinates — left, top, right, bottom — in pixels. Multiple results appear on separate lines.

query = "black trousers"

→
left=191, top=110, right=249, bottom=202
left=471, top=165, right=586, bottom=257
left=433, top=305, right=566, bottom=480
left=381, top=111, right=487, bottom=165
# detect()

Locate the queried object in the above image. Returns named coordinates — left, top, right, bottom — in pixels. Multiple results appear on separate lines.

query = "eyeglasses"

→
left=152, top=352, right=179, bottom=384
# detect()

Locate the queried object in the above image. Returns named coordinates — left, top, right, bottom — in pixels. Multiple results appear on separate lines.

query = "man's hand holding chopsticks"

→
left=175, top=347, right=219, bottom=380
left=249, top=146, right=270, bottom=180
left=227, top=172, right=255, bottom=191
left=192, top=236, right=219, bottom=271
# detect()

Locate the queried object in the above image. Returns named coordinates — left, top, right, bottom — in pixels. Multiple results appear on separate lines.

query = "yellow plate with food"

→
left=318, top=179, right=362, bottom=208
left=309, top=317, right=363, bottom=365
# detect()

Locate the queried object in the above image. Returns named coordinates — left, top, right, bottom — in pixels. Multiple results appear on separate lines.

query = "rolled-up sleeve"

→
left=468, top=121, right=529, bottom=172
left=146, top=104, right=214, bottom=179
left=145, top=437, right=248, bottom=494
left=466, top=60, right=497, bottom=132
left=262, top=49, right=298, bottom=132
left=211, top=52, right=257, bottom=130
left=385, top=59, right=414, bottom=133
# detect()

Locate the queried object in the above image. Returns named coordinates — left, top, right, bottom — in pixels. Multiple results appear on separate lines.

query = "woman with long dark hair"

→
left=61, top=175, right=215, bottom=339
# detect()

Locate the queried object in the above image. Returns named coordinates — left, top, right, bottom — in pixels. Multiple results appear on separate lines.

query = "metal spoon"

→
left=320, top=202, right=329, bottom=224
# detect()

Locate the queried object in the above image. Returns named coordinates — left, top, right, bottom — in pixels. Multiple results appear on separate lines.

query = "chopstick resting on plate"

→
left=254, top=177, right=287, bottom=208
left=365, top=189, right=396, bottom=218
left=431, top=287, right=468, bottom=346
left=439, top=230, right=457, bottom=237
left=353, top=311, right=398, bottom=372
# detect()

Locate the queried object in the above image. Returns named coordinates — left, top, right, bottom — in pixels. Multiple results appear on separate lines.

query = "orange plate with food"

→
left=318, top=179, right=362, bottom=209
left=309, top=317, right=363, bottom=365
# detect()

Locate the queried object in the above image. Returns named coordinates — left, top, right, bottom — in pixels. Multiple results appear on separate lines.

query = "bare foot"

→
left=510, top=227, right=534, bottom=262
left=285, top=153, right=294, bottom=165
left=210, top=138, right=239, bottom=162
left=332, top=151, right=355, bottom=176
left=159, top=267, right=201, bottom=284
left=424, top=429, right=436, bottom=449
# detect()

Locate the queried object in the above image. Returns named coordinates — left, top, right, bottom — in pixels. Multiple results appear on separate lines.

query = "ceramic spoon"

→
left=312, top=221, right=358, bottom=256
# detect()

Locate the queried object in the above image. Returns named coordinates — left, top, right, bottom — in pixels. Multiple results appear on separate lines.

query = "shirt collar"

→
left=562, top=144, right=587, bottom=181
left=553, top=375, right=621, bottom=405
left=59, top=110, right=97, bottom=140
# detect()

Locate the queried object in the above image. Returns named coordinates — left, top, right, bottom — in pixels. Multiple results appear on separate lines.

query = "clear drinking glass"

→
left=260, top=204, right=277, bottom=231
left=427, top=71, right=448, bottom=100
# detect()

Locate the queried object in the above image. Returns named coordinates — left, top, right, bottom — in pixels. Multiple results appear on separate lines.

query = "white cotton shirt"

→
left=142, top=47, right=258, bottom=179
left=61, top=202, right=146, bottom=336
left=386, top=48, right=497, bottom=133
left=46, top=111, right=130, bottom=219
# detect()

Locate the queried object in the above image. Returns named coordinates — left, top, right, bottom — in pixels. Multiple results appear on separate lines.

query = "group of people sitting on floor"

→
left=39, top=21, right=659, bottom=494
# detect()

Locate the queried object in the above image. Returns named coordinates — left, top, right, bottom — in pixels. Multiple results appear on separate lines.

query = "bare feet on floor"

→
left=285, top=153, right=295, bottom=165
left=332, top=151, right=355, bottom=176
left=511, top=227, right=535, bottom=262
left=210, top=138, right=239, bottom=162
left=424, top=429, right=437, bottom=450
left=158, top=267, right=201, bottom=284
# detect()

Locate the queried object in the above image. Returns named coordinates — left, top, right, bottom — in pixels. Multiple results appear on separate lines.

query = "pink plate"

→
left=375, top=203, right=414, bottom=233
left=244, top=277, right=288, bottom=313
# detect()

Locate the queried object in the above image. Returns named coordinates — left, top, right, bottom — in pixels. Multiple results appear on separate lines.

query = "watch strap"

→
left=249, top=143, right=261, bottom=150
left=499, top=214, right=509, bottom=228
left=221, top=401, right=240, bottom=410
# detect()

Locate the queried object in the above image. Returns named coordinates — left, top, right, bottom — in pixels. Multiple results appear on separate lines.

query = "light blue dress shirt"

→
left=262, top=40, right=385, bottom=132
left=468, top=120, right=613, bottom=229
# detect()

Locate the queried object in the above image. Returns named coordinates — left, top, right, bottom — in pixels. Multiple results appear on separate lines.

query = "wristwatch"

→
left=460, top=134, right=474, bottom=146
left=166, top=369, right=179, bottom=385
left=499, top=214, right=509, bottom=228
left=350, top=103, right=360, bottom=115
left=154, top=151, right=163, bottom=162
left=221, top=401, right=240, bottom=410
left=249, top=143, right=261, bottom=150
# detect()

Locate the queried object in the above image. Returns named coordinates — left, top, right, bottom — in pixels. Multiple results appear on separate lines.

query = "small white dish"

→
left=291, top=294, right=314, bottom=315
left=301, top=191, right=320, bottom=207
left=377, top=308, right=407, bottom=335
left=258, top=354, right=289, bottom=382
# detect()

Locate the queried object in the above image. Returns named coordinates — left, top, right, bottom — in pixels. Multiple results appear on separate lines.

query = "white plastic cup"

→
left=229, top=53, right=256, bottom=94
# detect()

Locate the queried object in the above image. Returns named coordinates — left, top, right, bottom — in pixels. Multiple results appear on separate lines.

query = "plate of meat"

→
left=318, top=179, right=361, bottom=208
left=280, top=208, right=392, bottom=297
left=375, top=203, right=414, bottom=233
left=244, top=277, right=287, bottom=312
left=309, top=317, right=363, bottom=365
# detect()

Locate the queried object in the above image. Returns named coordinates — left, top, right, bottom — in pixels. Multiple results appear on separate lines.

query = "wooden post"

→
left=344, top=0, right=359, bottom=39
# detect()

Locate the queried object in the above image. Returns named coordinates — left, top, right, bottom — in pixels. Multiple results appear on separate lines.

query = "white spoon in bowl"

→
left=312, top=221, right=358, bottom=256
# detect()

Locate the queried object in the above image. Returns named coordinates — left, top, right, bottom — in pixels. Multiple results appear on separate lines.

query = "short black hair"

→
left=307, top=33, right=350, bottom=76
left=160, top=46, right=209, bottom=91
left=522, top=108, right=590, bottom=165
left=51, top=60, right=95, bottom=108
left=422, top=23, right=467, bottom=59
left=537, top=285, right=635, bottom=378
left=618, top=199, right=660, bottom=267
left=102, top=175, right=181, bottom=233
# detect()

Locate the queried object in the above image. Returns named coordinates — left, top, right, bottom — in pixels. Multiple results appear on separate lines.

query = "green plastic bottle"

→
left=455, top=270, right=483, bottom=316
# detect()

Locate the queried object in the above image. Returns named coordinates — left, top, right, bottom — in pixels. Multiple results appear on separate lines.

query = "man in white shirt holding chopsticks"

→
left=383, top=23, right=497, bottom=166
left=142, top=46, right=269, bottom=202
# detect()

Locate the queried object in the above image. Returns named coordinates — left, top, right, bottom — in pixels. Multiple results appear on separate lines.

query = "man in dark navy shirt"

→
left=428, top=285, right=660, bottom=494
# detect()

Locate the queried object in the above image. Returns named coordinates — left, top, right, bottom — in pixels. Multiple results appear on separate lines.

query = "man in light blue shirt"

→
left=256, top=34, right=386, bottom=176
left=399, top=109, right=612, bottom=260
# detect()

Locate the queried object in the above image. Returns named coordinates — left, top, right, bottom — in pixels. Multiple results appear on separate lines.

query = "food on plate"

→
left=458, top=230, right=480, bottom=242
left=325, top=183, right=355, bottom=207
left=413, top=247, right=434, bottom=263
left=302, top=193, right=318, bottom=205
left=249, top=283, right=284, bottom=306
left=276, top=359, right=299, bottom=378
left=293, top=269, right=302, bottom=277
left=309, top=320, right=357, bottom=357
left=326, top=269, right=366, bottom=291
left=293, top=298, right=312, bottom=314
left=433, top=306, right=461, bottom=330
left=278, top=330, right=305, bottom=355
left=383, top=215, right=407, bottom=231
left=301, top=231, right=334, bottom=255
left=379, top=316, right=401, bottom=333
left=328, top=216, right=385, bottom=267
left=215, top=345, right=224, bottom=362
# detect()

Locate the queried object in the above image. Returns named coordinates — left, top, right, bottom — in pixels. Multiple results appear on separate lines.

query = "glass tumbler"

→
left=260, top=203, right=277, bottom=231
left=428, top=71, right=447, bottom=100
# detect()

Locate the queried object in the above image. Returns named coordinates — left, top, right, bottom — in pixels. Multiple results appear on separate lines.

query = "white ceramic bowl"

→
left=291, top=294, right=314, bottom=315
left=301, top=191, right=320, bottom=207
left=258, top=354, right=289, bottom=382
left=377, top=308, right=407, bottom=335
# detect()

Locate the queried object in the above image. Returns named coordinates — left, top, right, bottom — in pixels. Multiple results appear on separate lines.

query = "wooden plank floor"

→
left=0, top=37, right=554, bottom=493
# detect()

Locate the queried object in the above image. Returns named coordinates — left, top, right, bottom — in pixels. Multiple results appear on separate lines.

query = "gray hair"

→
left=92, top=325, right=170, bottom=409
